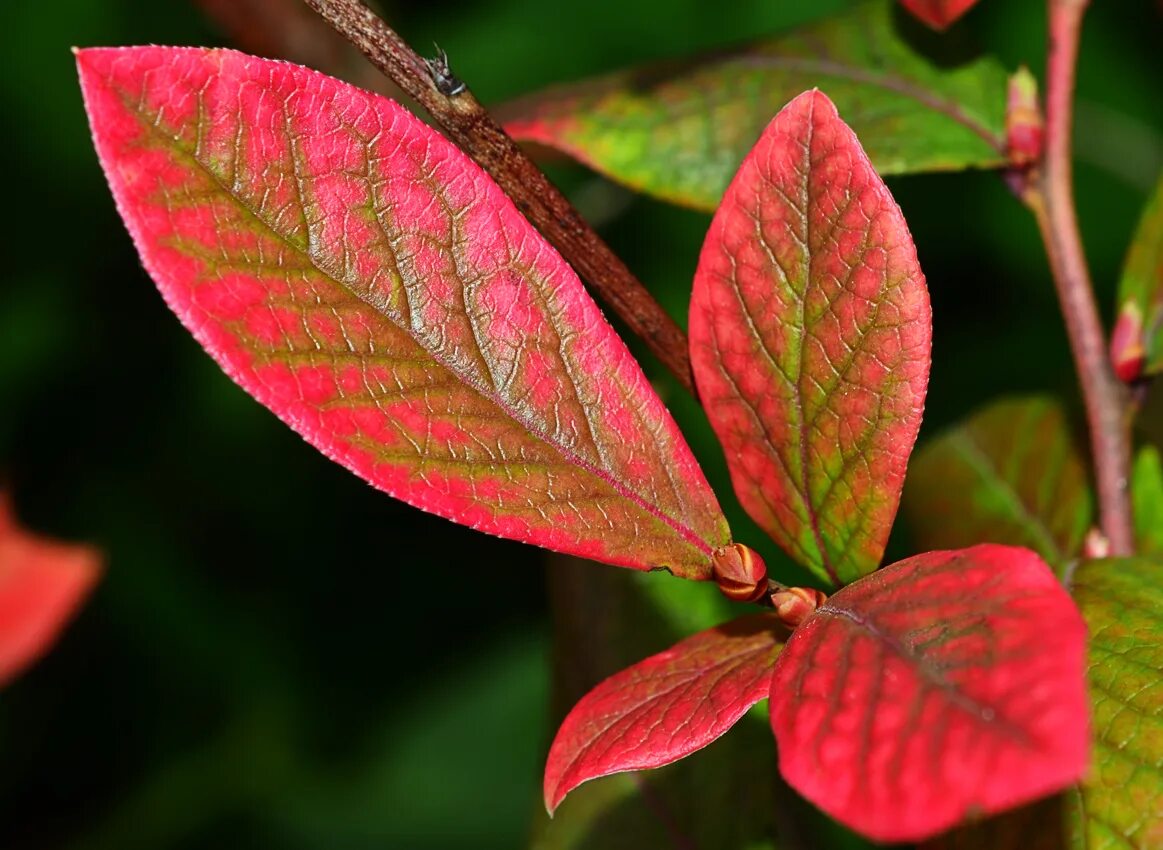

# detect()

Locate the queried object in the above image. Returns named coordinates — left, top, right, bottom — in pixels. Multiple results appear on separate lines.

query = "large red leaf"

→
left=769, top=544, right=1089, bottom=842
left=544, top=613, right=783, bottom=814
left=900, top=0, right=982, bottom=31
left=689, top=89, right=931, bottom=587
left=0, top=497, right=101, bottom=686
left=77, top=47, right=729, bottom=577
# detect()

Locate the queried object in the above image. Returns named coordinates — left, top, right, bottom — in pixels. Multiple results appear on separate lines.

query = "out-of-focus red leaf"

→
left=77, top=47, right=729, bottom=578
left=544, top=614, right=783, bottom=814
left=901, top=0, right=982, bottom=30
left=690, top=89, right=931, bottom=587
left=769, top=544, right=1089, bottom=843
left=0, top=497, right=101, bottom=686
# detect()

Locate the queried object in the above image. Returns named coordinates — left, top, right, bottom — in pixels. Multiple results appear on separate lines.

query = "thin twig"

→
left=1024, top=0, right=1134, bottom=554
left=301, top=0, right=694, bottom=392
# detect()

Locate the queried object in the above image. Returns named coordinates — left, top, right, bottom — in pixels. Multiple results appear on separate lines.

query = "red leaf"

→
left=544, top=613, right=783, bottom=814
left=689, top=89, right=931, bottom=586
left=77, top=47, right=729, bottom=577
left=901, top=0, right=982, bottom=31
left=769, top=544, right=1089, bottom=842
left=0, top=497, right=101, bottom=686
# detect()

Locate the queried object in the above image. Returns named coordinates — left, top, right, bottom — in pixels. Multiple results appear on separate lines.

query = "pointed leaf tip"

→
left=77, top=46, right=729, bottom=577
left=544, top=614, right=783, bottom=814
left=690, top=88, right=931, bottom=587
left=0, top=497, right=101, bottom=687
left=769, top=544, right=1089, bottom=842
left=900, top=0, right=982, bottom=31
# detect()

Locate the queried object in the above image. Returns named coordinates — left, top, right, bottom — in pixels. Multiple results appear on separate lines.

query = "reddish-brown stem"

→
left=1024, top=0, right=1133, bottom=554
left=301, top=0, right=694, bottom=392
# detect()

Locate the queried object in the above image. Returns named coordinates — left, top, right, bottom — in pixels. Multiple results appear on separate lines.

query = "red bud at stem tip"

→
left=711, top=544, right=768, bottom=603
left=770, top=587, right=828, bottom=628
left=1006, top=66, right=1044, bottom=167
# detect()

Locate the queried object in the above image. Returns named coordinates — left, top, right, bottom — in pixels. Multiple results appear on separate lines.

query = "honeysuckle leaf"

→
left=1068, top=558, right=1163, bottom=849
left=1132, top=446, right=1163, bottom=557
left=900, top=0, right=982, bottom=31
left=0, top=496, right=101, bottom=686
left=902, top=397, right=1093, bottom=574
left=543, top=613, right=783, bottom=814
left=769, top=544, right=1090, bottom=843
left=1111, top=175, right=1163, bottom=382
left=689, top=88, right=931, bottom=587
left=500, top=1, right=1009, bottom=211
left=77, top=46, right=730, bottom=577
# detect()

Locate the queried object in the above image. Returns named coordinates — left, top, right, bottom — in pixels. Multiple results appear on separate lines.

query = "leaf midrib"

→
left=122, top=76, right=717, bottom=562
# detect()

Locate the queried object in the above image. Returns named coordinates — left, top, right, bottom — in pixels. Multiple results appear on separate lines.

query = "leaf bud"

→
left=771, top=586, right=828, bottom=628
left=1110, top=302, right=1146, bottom=384
left=712, top=543, right=768, bottom=603
left=1006, top=67, right=1044, bottom=167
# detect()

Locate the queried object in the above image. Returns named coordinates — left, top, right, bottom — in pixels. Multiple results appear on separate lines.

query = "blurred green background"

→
left=0, top=0, right=1158, bottom=848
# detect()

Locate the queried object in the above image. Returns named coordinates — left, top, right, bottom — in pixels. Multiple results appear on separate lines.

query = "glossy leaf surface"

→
left=77, top=46, right=729, bottom=577
left=501, top=1, right=1008, bottom=211
left=1132, top=446, right=1163, bottom=557
left=0, top=497, right=101, bottom=686
left=902, top=397, right=1092, bottom=573
left=1112, top=176, right=1163, bottom=381
left=544, top=613, right=783, bottom=814
left=900, top=0, right=982, bottom=31
left=1069, top=558, right=1163, bottom=849
left=689, top=89, right=931, bottom=586
left=769, top=544, right=1090, bottom=842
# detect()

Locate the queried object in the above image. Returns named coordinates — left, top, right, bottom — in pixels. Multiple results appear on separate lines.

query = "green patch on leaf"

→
left=500, top=0, right=1008, bottom=211
left=902, top=397, right=1093, bottom=573
left=1132, top=446, right=1163, bottom=557
left=1069, top=558, right=1163, bottom=849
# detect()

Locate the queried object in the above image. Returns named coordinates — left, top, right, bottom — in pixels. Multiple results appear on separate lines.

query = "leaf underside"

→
left=690, top=88, right=931, bottom=587
left=902, top=397, right=1093, bottom=574
left=77, top=46, right=729, bottom=577
left=500, top=1, right=1009, bottom=211
left=544, top=613, right=783, bottom=814
left=0, top=498, right=101, bottom=687
left=769, top=544, right=1090, bottom=843
left=1069, top=558, right=1163, bottom=849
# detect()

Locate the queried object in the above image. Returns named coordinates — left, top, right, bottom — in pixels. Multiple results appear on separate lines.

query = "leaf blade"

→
left=1132, top=446, right=1163, bottom=558
left=1069, top=557, right=1163, bottom=850
left=500, top=1, right=1008, bottom=211
left=544, top=613, right=783, bottom=814
left=900, top=0, right=982, bottom=31
left=0, top=497, right=101, bottom=687
left=77, top=46, right=729, bottom=577
left=769, top=544, right=1090, bottom=843
left=689, top=88, right=931, bottom=585
left=902, top=397, right=1093, bottom=573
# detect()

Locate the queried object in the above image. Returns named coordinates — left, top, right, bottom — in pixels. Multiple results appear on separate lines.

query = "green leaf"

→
left=500, top=1, right=1008, bottom=211
left=1068, top=558, right=1163, bottom=849
left=1132, top=446, right=1163, bottom=557
left=1111, top=175, right=1163, bottom=381
left=901, top=397, right=1093, bottom=574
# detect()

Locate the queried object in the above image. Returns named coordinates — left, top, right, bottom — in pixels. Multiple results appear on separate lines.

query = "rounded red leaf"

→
left=769, top=544, right=1089, bottom=842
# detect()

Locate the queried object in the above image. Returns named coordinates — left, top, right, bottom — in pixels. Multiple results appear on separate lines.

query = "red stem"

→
left=1027, top=0, right=1133, bottom=555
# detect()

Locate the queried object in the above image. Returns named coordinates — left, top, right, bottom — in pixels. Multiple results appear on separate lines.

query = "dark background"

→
left=0, top=0, right=1158, bottom=847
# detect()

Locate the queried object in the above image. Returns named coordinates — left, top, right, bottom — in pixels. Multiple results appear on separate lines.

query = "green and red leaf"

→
left=77, top=46, right=729, bottom=577
left=1111, top=175, right=1163, bottom=382
left=769, top=544, right=1089, bottom=842
left=900, top=0, right=982, bottom=31
left=902, top=397, right=1093, bottom=573
left=1069, top=558, right=1163, bottom=848
left=689, top=89, right=931, bottom=586
left=0, top=497, right=101, bottom=686
left=500, top=1, right=1009, bottom=211
left=544, top=613, right=783, bottom=814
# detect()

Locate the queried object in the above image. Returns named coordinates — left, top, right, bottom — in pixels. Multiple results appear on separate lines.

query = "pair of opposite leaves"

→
left=76, top=47, right=1087, bottom=843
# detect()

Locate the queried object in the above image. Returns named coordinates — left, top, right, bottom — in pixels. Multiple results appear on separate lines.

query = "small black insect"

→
left=425, top=45, right=466, bottom=97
